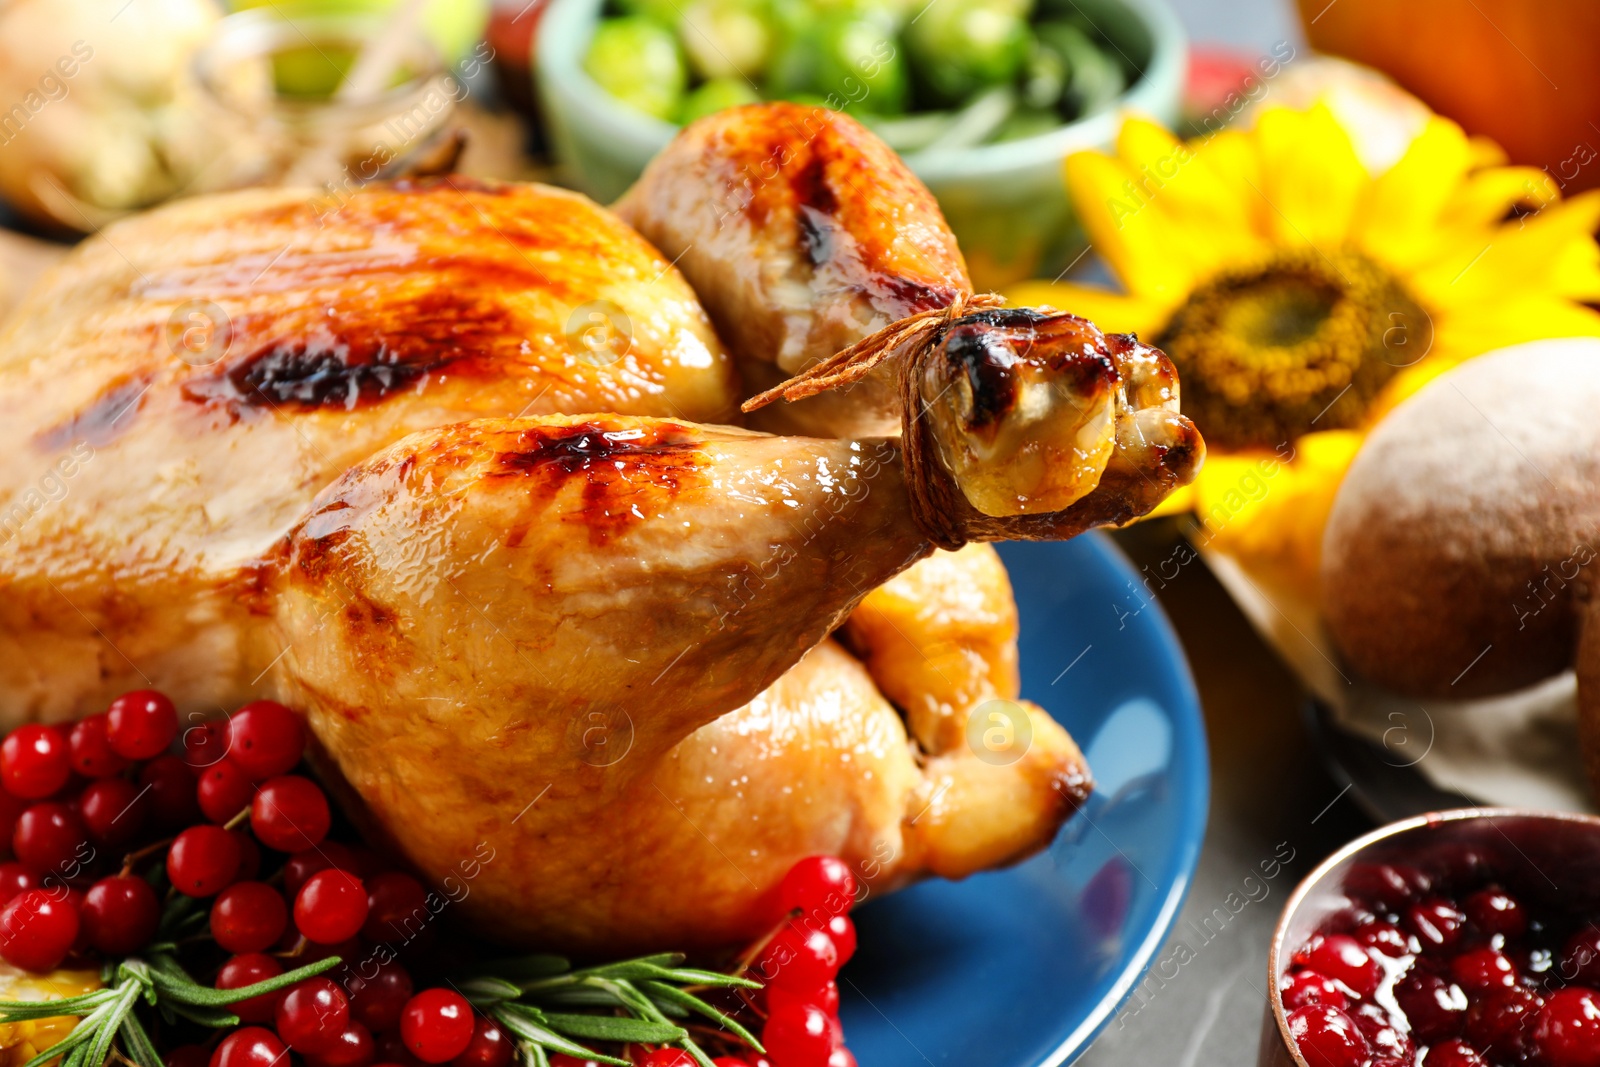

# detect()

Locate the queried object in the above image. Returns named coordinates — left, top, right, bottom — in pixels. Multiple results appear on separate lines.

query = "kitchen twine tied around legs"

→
left=741, top=291, right=1010, bottom=552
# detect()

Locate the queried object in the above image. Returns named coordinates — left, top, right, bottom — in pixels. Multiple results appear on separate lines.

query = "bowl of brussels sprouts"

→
left=536, top=0, right=1183, bottom=287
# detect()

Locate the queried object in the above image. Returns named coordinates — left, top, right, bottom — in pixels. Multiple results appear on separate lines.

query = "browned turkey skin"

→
left=0, top=105, right=1201, bottom=953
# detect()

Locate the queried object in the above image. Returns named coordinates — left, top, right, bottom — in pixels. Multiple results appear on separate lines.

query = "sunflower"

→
left=1009, top=103, right=1600, bottom=598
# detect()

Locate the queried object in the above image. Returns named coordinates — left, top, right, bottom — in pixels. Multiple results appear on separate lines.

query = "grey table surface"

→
left=1070, top=7, right=1378, bottom=1064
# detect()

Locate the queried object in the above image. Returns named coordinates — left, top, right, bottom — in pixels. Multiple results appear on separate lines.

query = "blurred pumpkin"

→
left=1298, top=0, right=1600, bottom=193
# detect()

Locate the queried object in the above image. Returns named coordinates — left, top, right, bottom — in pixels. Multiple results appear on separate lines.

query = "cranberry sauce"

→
left=1282, top=832, right=1600, bottom=1067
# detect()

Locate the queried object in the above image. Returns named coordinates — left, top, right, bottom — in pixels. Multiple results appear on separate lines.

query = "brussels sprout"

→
left=680, top=75, right=762, bottom=122
left=584, top=16, right=688, bottom=121
left=766, top=8, right=904, bottom=113
left=1035, top=19, right=1123, bottom=118
left=810, top=11, right=906, bottom=113
left=677, top=0, right=773, bottom=80
left=1020, top=37, right=1065, bottom=110
left=906, top=0, right=1031, bottom=107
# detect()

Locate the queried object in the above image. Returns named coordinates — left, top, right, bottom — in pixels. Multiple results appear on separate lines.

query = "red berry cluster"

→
left=203, top=983, right=510, bottom=1067
left=748, top=856, right=860, bottom=1067
left=0, top=690, right=190, bottom=971
left=1283, top=859, right=1600, bottom=1067
left=1, top=695, right=865, bottom=1067
left=0, top=691, right=505, bottom=1067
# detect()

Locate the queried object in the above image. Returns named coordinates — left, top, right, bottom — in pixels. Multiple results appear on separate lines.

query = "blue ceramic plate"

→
left=838, top=533, right=1209, bottom=1066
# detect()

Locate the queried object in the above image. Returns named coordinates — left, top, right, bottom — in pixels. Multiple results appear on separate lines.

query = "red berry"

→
left=1302, top=934, right=1379, bottom=999
left=1, top=726, right=71, bottom=800
left=711, top=1060, right=751, bottom=1067
left=825, top=1052, right=855, bottom=1067
left=777, top=856, right=856, bottom=920
left=197, top=759, right=255, bottom=824
left=758, top=922, right=841, bottom=994
left=1562, top=927, right=1600, bottom=987
left=107, top=691, right=178, bottom=760
left=285, top=844, right=360, bottom=897
left=637, top=1053, right=693, bottom=1067
left=1464, top=887, right=1527, bottom=940
left=364, top=871, right=428, bottom=943
left=0, top=863, right=41, bottom=904
left=545, top=1060, right=604, bottom=1067
left=211, top=881, right=288, bottom=954
left=1344, top=863, right=1428, bottom=911
left=81, top=875, right=159, bottom=955
left=278, top=977, right=351, bottom=1054
left=251, top=776, right=330, bottom=853
left=1537, top=987, right=1600, bottom=1067
left=183, top=721, right=231, bottom=770
left=296, top=869, right=368, bottom=944
left=210, top=1028, right=288, bottom=1067
left=308, top=1023, right=375, bottom=1067
left=228, top=702, right=306, bottom=781
left=761, top=1002, right=837, bottom=1067
left=449, top=1018, right=512, bottom=1067
left=79, top=778, right=147, bottom=849
left=1394, top=970, right=1468, bottom=1042
left=399, top=990, right=475, bottom=1063
left=1350, top=1003, right=1411, bottom=1062
left=0, top=888, right=79, bottom=971
left=139, top=756, right=201, bottom=831
left=1450, top=947, right=1517, bottom=995
left=768, top=980, right=840, bottom=1017
left=825, top=913, right=855, bottom=966
left=1467, top=985, right=1542, bottom=1060
left=1405, top=897, right=1468, bottom=954
left=217, top=952, right=284, bottom=1023
left=1351, top=920, right=1411, bottom=959
left=167, top=824, right=240, bottom=897
left=13, top=803, right=89, bottom=875
left=349, top=960, right=414, bottom=1032
left=1285, top=1005, right=1369, bottom=1067
left=1424, top=1039, right=1487, bottom=1067
left=1281, top=970, right=1349, bottom=1011
left=69, top=716, right=129, bottom=778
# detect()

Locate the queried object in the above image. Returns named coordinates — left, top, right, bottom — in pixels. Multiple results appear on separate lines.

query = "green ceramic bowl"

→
left=535, top=0, right=1184, bottom=289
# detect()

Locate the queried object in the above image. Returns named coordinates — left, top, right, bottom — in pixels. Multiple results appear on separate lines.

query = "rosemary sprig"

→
left=463, top=953, right=764, bottom=1067
left=3, top=949, right=764, bottom=1067
left=0, top=954, right=343, bottom=1067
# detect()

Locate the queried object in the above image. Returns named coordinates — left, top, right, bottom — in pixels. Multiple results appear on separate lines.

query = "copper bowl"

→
left=1260, top=808, right=1600, bottom=1066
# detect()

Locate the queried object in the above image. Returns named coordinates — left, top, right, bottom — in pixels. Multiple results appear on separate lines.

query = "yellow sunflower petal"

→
left=1353, top=116, right=1471, bottom=270
left=1065, top=149, right=1198, bottom=301
left=1441, top=166, right=1561, bottom=229
left=1252, top=104, right=1366, bottom=249
left=1115, top=117, right=1254, bottom=233
left=1002, top=280, right=1172, bottom=336
left=1193, top=431, right=1364, bottom=601
left=1466, top=135, right=1510, bottom=169
left=1189, top=128, right=1273, bottom=242
left=1409, top=191, right=1600, bottom=306
left=1111, top=118, right=1273, bottom=282
left=1431, top=295, right=1600, bottom=356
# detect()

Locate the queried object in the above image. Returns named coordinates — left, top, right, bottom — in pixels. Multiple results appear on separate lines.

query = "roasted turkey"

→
left=0, top=104, right=1203, bottom=954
